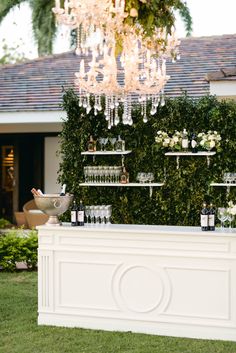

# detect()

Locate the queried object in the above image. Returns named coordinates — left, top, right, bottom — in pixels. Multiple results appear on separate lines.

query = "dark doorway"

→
left=0, top=145, right=15, bottom=221
left=0, top=134, right=44, bottom=222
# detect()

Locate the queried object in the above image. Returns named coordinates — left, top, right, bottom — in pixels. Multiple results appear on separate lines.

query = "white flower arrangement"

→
left=169, top=130, right=182, bottom=151
left=197, top=130, right=221, bottom=152
left=155, top=130, right=171, bottom=149
left=227, top=201, right=236, bottom=216
left=155, top=129, right=222, bottom=152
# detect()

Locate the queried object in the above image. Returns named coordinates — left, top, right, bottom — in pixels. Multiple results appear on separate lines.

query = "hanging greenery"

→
left=124, top=0, right=192, bottom=36
left=58, top=89, right=236, bottom=226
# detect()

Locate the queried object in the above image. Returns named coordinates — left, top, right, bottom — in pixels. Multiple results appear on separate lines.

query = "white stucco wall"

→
left=44, top=136, right=62, bottom=194
left=209, top=81, right=236, bottom=97
left=0, top=111, right=66, bottom=133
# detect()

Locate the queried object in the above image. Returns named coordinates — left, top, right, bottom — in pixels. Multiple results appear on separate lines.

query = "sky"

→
left=0, top=0, right=235, bottom=59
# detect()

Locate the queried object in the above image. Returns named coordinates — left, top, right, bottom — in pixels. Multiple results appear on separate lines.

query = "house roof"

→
left=206, top=67, right=236, bottom=81
left=0, top=34, right=236, bottom=112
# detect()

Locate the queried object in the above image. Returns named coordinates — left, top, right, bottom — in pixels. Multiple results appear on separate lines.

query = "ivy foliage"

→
left=58, top=90, right=236, bottom=226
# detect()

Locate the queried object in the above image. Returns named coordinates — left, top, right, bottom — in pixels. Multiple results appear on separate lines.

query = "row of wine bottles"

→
left=71, top=200, right=85, bottom=226
left=200, top=202, right=215, bottom=231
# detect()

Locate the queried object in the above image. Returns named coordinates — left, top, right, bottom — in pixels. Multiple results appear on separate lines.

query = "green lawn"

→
left=1, top=272, right=236, bottom=353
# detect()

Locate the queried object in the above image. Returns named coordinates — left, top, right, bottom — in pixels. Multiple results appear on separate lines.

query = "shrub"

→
left=0, top=218, right=11, bottom=229
left=0, top=229, right=38, bottom=272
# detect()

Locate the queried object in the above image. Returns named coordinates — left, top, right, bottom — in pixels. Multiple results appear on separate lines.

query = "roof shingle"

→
left=0, top=34, right=236, bottom=112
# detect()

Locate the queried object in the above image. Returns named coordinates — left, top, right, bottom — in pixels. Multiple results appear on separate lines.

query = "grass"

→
left=1, top=272, right=236, bottom=353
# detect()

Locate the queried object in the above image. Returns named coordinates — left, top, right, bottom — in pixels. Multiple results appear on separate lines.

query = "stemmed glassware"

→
left=98, top=137, right=109, bottom=151
left=90, top=206, right=96, bottom=224
left=98, top=138, right=105, bottom=151
left=223, top=173, right=236, bottom=184
left=85, top=206, right=91, bottom=224
left=84, top=205, right=112, bottom=225
left=84, top=166, right=122, bottom=183
left=217, top=207, right=228, bottom=230
left=109, top=137, right=117, bottom=151
left=136, top=172, right=154, bottom=183
left=147, top=173, right=154, bottom=183
left=103, top=138, right=108, bottom=151
left=104, top=205, right=112, bottom=224
left=93, top=206, right=100, bottom=225
left=227, top=212, right=234, bottom=231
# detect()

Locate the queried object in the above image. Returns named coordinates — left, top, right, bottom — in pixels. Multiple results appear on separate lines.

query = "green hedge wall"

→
left=58, top=89, right=236, bottom=226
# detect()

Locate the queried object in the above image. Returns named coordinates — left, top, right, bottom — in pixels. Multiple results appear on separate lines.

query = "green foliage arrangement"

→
left=58, top=90, right=236, bottom=226
left=0, top=218, right=10, bottom=229
left=124, top=0, right=192, bottom=36
left=0, top=229, right=38, bottom=272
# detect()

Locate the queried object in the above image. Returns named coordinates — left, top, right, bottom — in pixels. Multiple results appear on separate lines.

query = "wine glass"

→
left=223, top=173, right=231, bottom=184
left=109, top=137, right=117, bottom=151
left=99, top=205, right=106, bottom=225
left=227, top=211, right=234, bottom=231
left=217, top=207, right=228, bottom=230
left=103, top=138, right=108, bottom=151
left=104, top=205, right=112, bottom=224
left=93, top=206, right=100, bottom=224
left=90, top=206, right=95, bottom=225
left=98, top=137, right=105, bottom=151
left=84, top=166, right=89, bottom=182
left=97, top=166, right=103, bottom=183
left=136, top=173, right=142, bottom=183
left=85, top=206, right=91, bottom=224
left=147, top=172, right=154, bottom=183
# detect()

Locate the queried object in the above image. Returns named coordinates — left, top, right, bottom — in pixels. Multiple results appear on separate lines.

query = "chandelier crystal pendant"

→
left=53, top=0, right=181, bottom=128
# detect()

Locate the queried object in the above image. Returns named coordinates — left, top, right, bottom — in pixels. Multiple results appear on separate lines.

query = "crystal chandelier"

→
left=53, top=0, right=180, bottom=128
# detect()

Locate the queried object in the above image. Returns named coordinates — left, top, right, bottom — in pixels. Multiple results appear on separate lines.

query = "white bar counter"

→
left=37, top=224, right=236, bottom=341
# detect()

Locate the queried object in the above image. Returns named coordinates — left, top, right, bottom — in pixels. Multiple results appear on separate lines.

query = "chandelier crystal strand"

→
left=53, top=0, right=180, bottom=126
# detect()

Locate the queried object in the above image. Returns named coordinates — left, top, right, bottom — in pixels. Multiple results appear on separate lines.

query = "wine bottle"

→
left=208, top=203, right=215, bottom=231
left=60, top=184, right=66, bottom=196
left=182, top=128, right=189, bottom=150
left=71, top=200, right=78, bottom=226
left=120, top=167, right=129, bottom=184
left=200, top=202, right=209, bottom=231
left=191, top=132, right=197, bottom=153
left=88, top=135, right=96, bottom=152
left=115, top=135, right=125, bottom=152
left=78, top=200, right=85, bottom=226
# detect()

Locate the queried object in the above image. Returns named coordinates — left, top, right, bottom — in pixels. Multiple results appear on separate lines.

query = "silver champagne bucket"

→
left=34, top=194, right=73, bottom=226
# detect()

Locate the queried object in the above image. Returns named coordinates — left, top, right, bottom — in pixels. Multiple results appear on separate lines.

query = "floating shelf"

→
left=79, top=182, right=163, bottom=187
left=210, top=182, right=236, bottom=196
left=79, top=182, right=164, bottom=198
left=165, top=151, right=216, bottom=156
left=165, top=151, right=216, bottom=169
left=210, top=183, right=236, bottom=187
left=81, top=151, right=132, bottom=155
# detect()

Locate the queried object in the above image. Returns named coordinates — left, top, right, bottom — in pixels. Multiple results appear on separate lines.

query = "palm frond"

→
left=29, top=0, right=57, bottom=56
left=0, top=0, right=25, bottom=24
